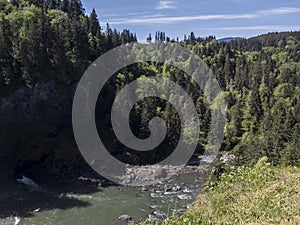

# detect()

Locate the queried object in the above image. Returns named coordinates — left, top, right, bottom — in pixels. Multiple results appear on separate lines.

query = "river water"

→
left=0, top=169, right=206, bottom=225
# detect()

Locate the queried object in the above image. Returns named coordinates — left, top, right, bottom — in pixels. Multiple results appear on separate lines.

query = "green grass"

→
left=140, top=157, right=300, bottom=225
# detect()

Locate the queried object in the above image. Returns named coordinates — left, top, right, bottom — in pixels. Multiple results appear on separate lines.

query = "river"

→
left=0, top=168, right=206, bottom=225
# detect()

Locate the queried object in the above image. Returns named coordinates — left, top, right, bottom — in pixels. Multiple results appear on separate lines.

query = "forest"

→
left=1, top=0, right=299, bottom=168
left=0, top=0, right=299, bottom=224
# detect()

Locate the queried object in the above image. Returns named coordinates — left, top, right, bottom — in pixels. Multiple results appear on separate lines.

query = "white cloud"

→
left=258, top=7, right=300, bottom=15
left=140, top=14, right=166, bottom=19
left=107, top=7, right=300, bottom=25
left=108, top=13, right=257, bottom=25
left=156, top=1, right=177, bottom=10
left=213, top=25, right=300, bottom=31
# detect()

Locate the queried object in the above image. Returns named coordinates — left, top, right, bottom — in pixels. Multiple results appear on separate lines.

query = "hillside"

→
left=0, top=0, right=299, bottom=187
left=0, top=0, right=299, bottom=224
left=141, top=158, right=300, bottom=225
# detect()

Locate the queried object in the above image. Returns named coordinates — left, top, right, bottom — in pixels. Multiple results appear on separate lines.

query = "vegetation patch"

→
left=140, top=157, right=300, bottom=225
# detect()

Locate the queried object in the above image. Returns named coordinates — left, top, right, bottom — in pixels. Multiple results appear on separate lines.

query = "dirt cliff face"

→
left=0, top=81, right=93, bottom=182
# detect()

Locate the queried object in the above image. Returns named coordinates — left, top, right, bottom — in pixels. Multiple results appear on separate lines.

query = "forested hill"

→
left=228, top=31, right=300, bottom=52
left=181, top=31, right=300, bottom=165
left=0, top=0, right=137, bottom=95
left=0, top=0, right=299, bottom=180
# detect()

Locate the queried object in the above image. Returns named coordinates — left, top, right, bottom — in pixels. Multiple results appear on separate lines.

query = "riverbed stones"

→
left=140, top=186, right=148, bottom=192
left=220, top=154, right=236, bottom=163
left=118, top=214, right=132, bottom=221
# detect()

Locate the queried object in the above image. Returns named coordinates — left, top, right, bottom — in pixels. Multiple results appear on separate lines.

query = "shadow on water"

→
left=0, top=177, right=109, bottom=219
left=0, top=122, right=210, bottom=223
left=0, top=121, right=120, bottom=220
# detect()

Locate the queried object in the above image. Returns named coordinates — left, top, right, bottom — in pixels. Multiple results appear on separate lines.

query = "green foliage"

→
left=140, top=159, right=300, bottom=225
left=0, top=0, right=137, bottom=94
left=0, top=0, right=299, bottom=166
left=0, top=2, right=299, bottom=223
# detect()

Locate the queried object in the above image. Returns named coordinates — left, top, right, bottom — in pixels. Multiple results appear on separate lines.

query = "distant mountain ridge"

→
left=218, top=37, right=243, bottom=42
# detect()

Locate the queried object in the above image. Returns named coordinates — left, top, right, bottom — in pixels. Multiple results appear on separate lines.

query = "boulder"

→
left=118, top=214, right=132, bottom=221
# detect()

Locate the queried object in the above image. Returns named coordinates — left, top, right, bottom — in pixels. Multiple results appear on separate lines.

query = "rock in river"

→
left=118, top=214, right=132, bottom=221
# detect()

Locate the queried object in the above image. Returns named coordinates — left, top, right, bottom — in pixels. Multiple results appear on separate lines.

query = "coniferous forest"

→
left=1, top=0, right=299, bottom=166
left=0, top=0, right=299, bottom=224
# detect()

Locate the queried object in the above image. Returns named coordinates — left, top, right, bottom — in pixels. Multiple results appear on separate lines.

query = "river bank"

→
left=0, top=164, right=208, bottom=225
left=140, top=158, right=300, bottom=225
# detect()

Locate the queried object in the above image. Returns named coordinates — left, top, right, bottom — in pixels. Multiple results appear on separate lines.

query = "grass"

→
left=140, top=157, right=300, bottom=225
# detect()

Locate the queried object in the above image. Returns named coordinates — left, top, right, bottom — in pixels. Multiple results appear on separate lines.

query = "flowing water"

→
left=0, top=170, right=206, bottom=225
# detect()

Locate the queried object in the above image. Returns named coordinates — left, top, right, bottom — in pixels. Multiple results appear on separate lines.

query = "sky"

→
left=81, top=0, right=300, bottom=41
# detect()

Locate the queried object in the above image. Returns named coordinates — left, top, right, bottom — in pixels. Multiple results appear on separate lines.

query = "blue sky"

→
left=82, top=0, right=300, bottom=41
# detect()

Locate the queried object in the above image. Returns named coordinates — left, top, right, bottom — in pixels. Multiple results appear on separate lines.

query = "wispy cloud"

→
left=140, top=14, right=166, bottom=19
left=102, top=13, right=122, bottom=18
left=258, top=7, right=300, bottom=15
left=107, top=7, right=300, bottom=25
left=213, top=25, right=300, bottom=31
left=156, top=0, right=177, bottom=10
left=127, top=11, right=151, bottom=16
left=108, top=14, right=256, bottom=24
